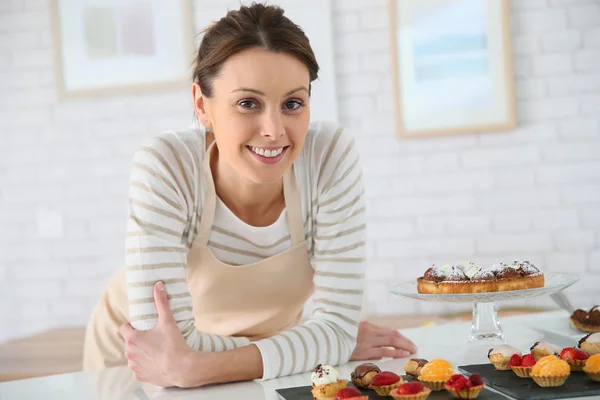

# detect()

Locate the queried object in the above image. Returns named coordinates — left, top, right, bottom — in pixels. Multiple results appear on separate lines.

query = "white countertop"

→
left=0, top=310, right=596, bottom=400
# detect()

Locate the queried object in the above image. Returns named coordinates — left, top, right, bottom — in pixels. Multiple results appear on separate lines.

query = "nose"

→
left=259, top=108, right=285, bottom=141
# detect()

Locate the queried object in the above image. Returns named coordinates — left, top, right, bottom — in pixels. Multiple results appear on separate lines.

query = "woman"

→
left=83, top=2, right=417, bottom=387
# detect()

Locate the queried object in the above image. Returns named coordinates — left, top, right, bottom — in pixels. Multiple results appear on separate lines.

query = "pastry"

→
left=350, top=362, right=381, bottom=388
left=310, top=364, right=348, bottom=400
left=583, top=353, right=600, bottom=382
left=404, top=358, right=428, bottom=380
left=370, top=371, right=403, bottom=396
left=509, top=353, right=536, bottom=378
left=418, top=359, right=454, bottom=391
left=390, top=381, right=431, bottom=400
left=531, top=355, right=570, bottom=387
left=488, top=344, right=521, bottom=370
left=443, top=374, right=485, bottom=399
left=570, top=305, right=600, bottom=333
left=417, top=261, right=544, bottom=294
left=333, top=387, right=368, bottom=400
left=530, top=341, right=561, bottom=361
left=559, top=347, right=590, bottom=371
left=578, top=333, right=600, bottom=356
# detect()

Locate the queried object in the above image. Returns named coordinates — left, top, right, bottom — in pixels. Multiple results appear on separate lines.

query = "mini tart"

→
left=565, top=359, right=587, bottom=372
left=443, top=383, right=485, bottom=399
left=583, top=354, right=600, bottom=382
left=350, top=363, right=381, bottom=388
left=370, top=372, right=403, bottom=396
left=531, top=355, right=570, bottom=388
left=487, top=345, right=521, bottom=370
left=510, top=365, right=533, bottom=378
left=310, top=380, right=348, bottom=400
left=390, top=386, right=432, bottom=400
left=418, top=359, right=454, bottom=391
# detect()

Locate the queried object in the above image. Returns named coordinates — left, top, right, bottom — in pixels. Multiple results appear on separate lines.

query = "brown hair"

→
left=192, top=2, right=319, bottom=98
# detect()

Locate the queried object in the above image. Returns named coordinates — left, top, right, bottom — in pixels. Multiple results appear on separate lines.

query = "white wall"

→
left=0, top=0, right=599, bottom=342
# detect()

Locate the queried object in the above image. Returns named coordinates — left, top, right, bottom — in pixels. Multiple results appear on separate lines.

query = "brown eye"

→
left=284, top=100, right=304, bottom=111
left=238, top=99, right=258, bottom=109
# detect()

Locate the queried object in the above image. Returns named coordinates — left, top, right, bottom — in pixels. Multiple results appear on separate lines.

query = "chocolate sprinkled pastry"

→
left=570, top=305, right=600, bottom=333
left=579, top=334, right=592, bottom=348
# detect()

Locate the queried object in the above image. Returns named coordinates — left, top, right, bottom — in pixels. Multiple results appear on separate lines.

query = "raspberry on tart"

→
left=560, top=347, right=590, bottom=371
left=370, top=371, right=403, bottom=396
left=443, top=374, right=485, bottom=399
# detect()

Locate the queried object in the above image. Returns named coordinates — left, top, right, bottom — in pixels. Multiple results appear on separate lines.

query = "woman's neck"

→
left=207, top=136, right=285, bottom=227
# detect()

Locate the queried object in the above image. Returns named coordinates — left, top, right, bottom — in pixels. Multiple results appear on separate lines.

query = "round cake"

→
left=417, top=261, right=544, bottom=294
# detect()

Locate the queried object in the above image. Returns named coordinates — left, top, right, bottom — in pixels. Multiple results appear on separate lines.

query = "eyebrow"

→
left=231, top=86, right=309, bottom=96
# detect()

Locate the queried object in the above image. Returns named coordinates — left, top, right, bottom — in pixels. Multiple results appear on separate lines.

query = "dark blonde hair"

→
left=193, top=2, right=319, bottom=97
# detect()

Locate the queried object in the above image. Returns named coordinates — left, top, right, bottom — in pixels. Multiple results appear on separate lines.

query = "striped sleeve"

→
left=253, top=126, right=366, bottom=379
left=126, top=133, right=250, bottom=351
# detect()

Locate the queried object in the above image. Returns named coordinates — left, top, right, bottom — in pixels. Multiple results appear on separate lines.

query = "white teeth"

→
left=250, top=146, right=284, bottom=158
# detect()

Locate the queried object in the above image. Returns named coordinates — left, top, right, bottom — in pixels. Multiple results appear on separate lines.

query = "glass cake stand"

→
left=390, top=272, right=579, bottom=348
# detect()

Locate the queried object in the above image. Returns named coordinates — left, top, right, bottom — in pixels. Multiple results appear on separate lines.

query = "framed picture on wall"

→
left=389, top=0, right=516, bottom=138
left=51, top=0, right=195, bottom=98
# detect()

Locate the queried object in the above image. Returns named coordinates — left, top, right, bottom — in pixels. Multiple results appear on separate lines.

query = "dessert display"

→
left=443, top=373, right=485, bottom=399
left=390, top=381, right=431, bottom=400
left=488, top=344, right=522, bottom=370
left=530, top=355, right=570, bottom=387
left=333, top=387, right=368, bottom=400
left=571, top=305, right=600, bottom=333
left=417, top=261, right=544, bottom=294
left=560, top=347, right=590, bottom=371
left=579, top=333, right=600, bottom=356
left=583, top=353, right=600, bottom=382
left=370, top=371, right=403, bottom=396
left=418, top=359, right=454, bottom=391
left=350, top=362, right=381, bottom=389
left=310, top=364, right=348, bottom=400
left=530, top=341, right=562, bottom=361
left=509, top=353, right=536, bottom=378
left=403, top=358, right=429, bottom=380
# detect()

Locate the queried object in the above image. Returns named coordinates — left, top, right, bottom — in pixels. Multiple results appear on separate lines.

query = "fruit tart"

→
left=310, top=364, right=348, bottom=400
left=509, top=353, right=536, bottom=378
left=444, top=374, right=485, bottom=399
left=560, top=347, right=590, bottom=371
left=404, top=358, right=428, bottom=380
left=350, top=363, right=381, bottom=389
left=370, top=371, right=403, bottom=396
left=334, top=387, right=368, bottom=400
left=488, top=344, right=521, bottom=370
left=530, top=341, right=561, bottom=361
left=579, top=333, right=600, bottom=356
left=390, top=381, right=431, bottom=400
left=583, top=353, right=600, bottom=382
left=531, top=355, right=570, bottom=387
left=418, top=359, right=454, bottom=391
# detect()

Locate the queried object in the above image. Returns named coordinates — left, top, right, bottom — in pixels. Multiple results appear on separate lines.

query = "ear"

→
left=192, top=82, right=212, bottom=131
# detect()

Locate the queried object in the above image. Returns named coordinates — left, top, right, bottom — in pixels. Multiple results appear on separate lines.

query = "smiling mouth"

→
left=246, top=145, right=288, bottom=158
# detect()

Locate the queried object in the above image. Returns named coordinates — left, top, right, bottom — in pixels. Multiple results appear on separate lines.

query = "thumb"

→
left=154, top=281, right=176, bottom=326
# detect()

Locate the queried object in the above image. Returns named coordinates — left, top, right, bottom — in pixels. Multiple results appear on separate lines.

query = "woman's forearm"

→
left=181, top=343, right=264, bottom=387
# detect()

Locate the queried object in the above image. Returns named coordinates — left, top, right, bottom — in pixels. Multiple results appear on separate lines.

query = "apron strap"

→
left=196, top=141, right=217, bottom=245
left=283, top=164, right=305, bottom=246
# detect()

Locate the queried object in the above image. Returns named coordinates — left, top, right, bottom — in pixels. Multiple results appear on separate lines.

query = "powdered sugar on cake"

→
left=423, top=261, right=542, bottom=282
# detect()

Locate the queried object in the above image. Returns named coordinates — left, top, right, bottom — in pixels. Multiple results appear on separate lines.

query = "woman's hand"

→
left=350, top=321, right=418, bottom=360
left=119, top=282, right=192, bottom=387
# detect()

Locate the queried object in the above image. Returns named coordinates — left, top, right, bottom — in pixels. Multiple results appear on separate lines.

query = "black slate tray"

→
left=276, top=376, right=507, bottom=400
left=460, top=363, right=600, bottom=400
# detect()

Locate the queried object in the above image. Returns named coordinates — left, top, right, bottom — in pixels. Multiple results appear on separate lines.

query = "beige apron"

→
left=83, top=142, right=314, bottom=370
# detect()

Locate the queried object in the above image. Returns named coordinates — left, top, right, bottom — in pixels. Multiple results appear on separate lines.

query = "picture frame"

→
left=388, top=0, right=516, bottom=138
left=51, top=0, right=196, bottom=99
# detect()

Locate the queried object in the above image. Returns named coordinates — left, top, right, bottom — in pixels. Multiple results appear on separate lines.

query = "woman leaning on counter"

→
left=83, top=2, right=417, bottom=388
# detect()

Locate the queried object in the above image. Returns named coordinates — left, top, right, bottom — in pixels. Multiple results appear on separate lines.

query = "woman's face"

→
left=194, top=48, right=311, bottom=184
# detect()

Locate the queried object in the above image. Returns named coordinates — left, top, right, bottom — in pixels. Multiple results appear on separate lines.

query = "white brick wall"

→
left=0, top=0, right=599, bottom=342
